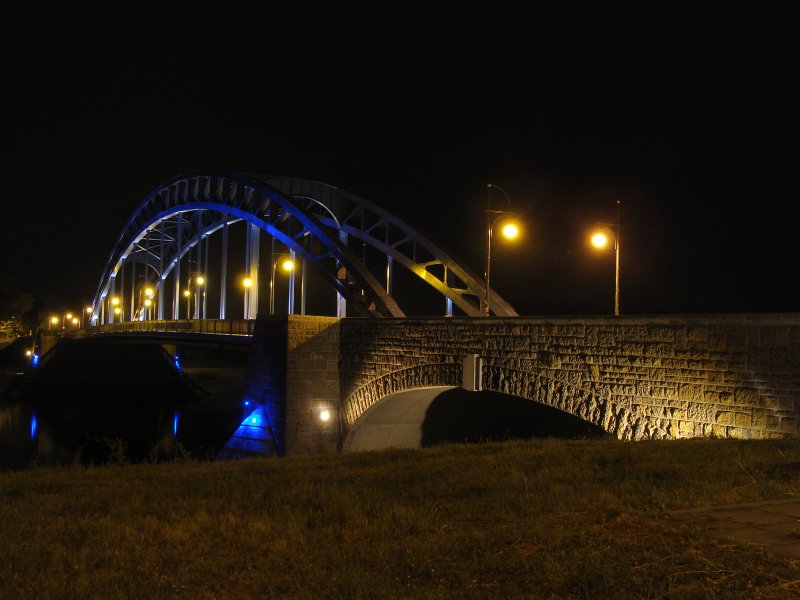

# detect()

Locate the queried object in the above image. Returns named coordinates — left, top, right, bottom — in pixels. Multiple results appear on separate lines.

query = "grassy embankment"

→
left=1, top=437, right=800, bottom=599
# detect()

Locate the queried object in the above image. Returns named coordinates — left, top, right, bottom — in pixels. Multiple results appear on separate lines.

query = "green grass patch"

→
left=2, top=438, right=799, bottom=598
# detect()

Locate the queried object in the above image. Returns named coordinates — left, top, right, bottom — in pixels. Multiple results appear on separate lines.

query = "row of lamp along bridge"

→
left=49, top=254, right=298, bottom=329
left=47, top=184, right=623, bottom=328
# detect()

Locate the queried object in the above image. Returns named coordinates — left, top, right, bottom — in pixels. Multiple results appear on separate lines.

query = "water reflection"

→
left=0, top=338, right=244, bottom=469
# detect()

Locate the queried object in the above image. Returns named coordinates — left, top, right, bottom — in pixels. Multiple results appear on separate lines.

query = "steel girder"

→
left=91, top=171, right=518, bottom=319
left=254, top=176, right=519, bottom=317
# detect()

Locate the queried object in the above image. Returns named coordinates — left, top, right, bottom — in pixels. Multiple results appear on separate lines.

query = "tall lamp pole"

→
left=270, top=255, right=294, bottom=315
left=614, top=199, right=620, bottom=317
left=590, top=199, right=621, bottom=316
left=185, top=274, right=205, bottom=319
left=484, top=183, right=518, bottom=317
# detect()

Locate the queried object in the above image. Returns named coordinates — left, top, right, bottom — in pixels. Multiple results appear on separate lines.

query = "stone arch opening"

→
left=420, top=388, right=609, bottom=446
left=342, top=385, right=609, bottom=453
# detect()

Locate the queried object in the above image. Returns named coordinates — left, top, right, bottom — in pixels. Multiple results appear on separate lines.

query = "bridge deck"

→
left=70, top=319, right=256, bottom=338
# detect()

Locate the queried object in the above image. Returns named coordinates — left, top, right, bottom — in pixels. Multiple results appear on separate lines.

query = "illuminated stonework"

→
left=237, top=314, right=799, bottom=456
left=339, top=315, right=800, bottom=441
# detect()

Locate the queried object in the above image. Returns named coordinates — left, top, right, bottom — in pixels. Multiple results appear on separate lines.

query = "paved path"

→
left=674, top=498, right=800, bottom=559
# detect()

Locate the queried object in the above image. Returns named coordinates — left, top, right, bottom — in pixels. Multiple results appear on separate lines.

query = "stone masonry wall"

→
left=339, top=314, right=800, bottom=441
left=284, top=315, right=341, bottom=455
left=228, top=316, right=288, bottom=456
left=234, top=315, right=341, bottom=456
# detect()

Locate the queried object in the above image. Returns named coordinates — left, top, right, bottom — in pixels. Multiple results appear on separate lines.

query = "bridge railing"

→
left=79, top=319, right=257, bottom=337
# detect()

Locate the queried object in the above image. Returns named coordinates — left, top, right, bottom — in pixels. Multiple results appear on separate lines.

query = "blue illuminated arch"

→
left=91, top=171, right=518, bottom=318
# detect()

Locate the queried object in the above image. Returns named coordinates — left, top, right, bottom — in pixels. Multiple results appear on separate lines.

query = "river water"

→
left=0, top=338, right=245, bottom=469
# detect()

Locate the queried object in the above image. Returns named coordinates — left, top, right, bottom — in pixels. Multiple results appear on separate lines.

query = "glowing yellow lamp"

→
left=502, top=223, right=519, bottom=240
left=591, top=232, right=609, bottom=249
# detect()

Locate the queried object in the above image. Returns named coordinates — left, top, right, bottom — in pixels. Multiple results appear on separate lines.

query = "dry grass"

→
left=1, top=437, right=800, bottom=599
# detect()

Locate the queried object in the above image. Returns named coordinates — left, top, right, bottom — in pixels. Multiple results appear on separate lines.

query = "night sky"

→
left=1, top=5, right=796, bottom=317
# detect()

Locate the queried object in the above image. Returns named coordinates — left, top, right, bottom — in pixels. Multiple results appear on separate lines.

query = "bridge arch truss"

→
left=90, top=171, right=518, bottom=323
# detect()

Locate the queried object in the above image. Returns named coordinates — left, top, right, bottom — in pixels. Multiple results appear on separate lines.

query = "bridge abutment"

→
left=232, top=315, right=341, bottom=457
left=232, top=313, right=800, bottom=456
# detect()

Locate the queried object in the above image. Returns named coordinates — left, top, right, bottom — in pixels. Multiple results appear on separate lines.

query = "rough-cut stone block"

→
left=734, top=388, right=758, bottom=406
left=239, top=314, right=800, bottom=455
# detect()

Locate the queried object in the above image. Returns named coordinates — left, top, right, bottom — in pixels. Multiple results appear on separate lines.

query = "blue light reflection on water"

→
left=2, top=341, right=249, bottom=468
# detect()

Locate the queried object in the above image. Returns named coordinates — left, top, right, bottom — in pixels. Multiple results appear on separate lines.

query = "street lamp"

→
left=108, top=296, right=121, bottom=323
left=590, top=199, right=622, bottom=316
left=136, top=286, right=155, bottom=321
left=270, top=256, right=294, bottom=315
left=144, top=287, right=155, bottom=320
left=81, top=306, right=92, bottom=328
left=185, top=274, right=205, bottom=319
left=483, top=183, right=521, bottom=316
left=241, top=277, right=253, bottom=319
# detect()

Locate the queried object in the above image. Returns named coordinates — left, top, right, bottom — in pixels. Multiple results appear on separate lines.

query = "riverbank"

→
left=1, top=437, right=799, bottom=598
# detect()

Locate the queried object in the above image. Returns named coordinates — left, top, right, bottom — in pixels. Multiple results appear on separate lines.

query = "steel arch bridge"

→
left=90, top=171, right=518, bottom=324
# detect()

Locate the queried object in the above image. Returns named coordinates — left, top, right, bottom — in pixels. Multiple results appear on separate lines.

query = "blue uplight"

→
left=218, top=404, right=284, bottom=458
left=31, top=353, right=39, bottom=368
left=240, top=407, right=262, bottom=427
left=243, top=400, right=251, bottom=407
left=30, top=412, right=37, bottom=440
left=173, top=354, right=184, bottom=375
left=173, top=410, right=180, bottom=437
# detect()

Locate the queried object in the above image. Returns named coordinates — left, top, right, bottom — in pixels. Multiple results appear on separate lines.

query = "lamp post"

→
left=136, top=286, right=155, bottom=321
left=590, top=199, right=622, bottom=316
left=270, top=255, right=294, bottom=315
left=110, top=296, right=121, bottom=323
left=81, top=306, right=92, bottom=329
left=144, top=287, right=155, bottom=320
left=185, top=274, right=205, bottom=319
left=241, top=277, right=253, bottom=319
left=483, top=183, right=520, bottom=317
